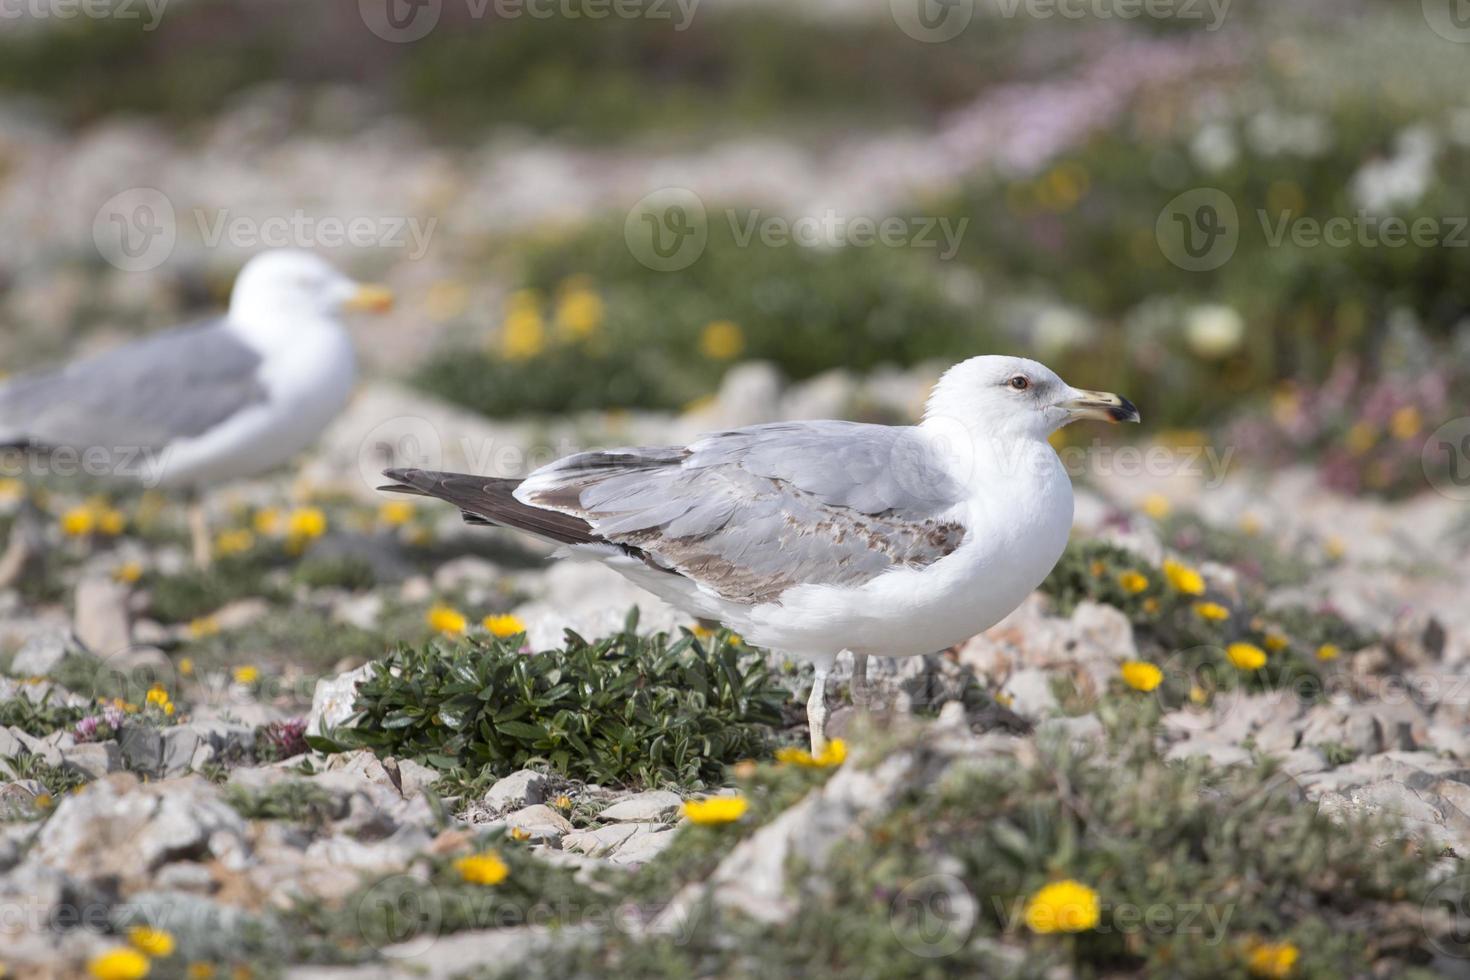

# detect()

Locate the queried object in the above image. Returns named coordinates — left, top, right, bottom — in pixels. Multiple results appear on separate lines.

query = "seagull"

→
left=0, top=249, right=392, bottom=571
left=381, top=356, right=1138, bottom=752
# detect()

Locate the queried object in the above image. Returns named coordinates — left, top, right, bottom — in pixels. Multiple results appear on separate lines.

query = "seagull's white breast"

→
left=155, top=319, right=356, bottom=488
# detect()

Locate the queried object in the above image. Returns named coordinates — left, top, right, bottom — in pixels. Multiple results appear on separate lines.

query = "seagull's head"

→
left=229, top=249, right=394, bottom=328
left=924, top=355, right=1140, bottom=440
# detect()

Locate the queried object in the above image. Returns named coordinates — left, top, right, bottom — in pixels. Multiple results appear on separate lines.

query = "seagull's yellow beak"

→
left=344, top=284, right=394, bottom=314
left=1062, top=389, right=1141, bottom=424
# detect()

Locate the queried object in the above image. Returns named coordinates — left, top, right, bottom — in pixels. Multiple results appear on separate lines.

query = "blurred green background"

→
left=1, top=0, right=1465, bottom=498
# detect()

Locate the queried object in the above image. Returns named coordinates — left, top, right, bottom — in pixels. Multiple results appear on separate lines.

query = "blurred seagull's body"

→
left=383, top=355, right=1139, bottom=751
left=0, top=249, right=391, bottom=566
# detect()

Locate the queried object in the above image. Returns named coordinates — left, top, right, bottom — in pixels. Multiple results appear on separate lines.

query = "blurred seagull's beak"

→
left=344, top=283, right=395, bottom=313
left=1062, top=388, right=1141, bottom=424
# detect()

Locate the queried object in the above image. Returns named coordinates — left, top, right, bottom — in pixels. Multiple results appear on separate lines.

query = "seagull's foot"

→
left=188, top=501, right=213, bottom=571
left=807, top=668, right=829, bottom=755
left=849, top=652, right=871, bottom=711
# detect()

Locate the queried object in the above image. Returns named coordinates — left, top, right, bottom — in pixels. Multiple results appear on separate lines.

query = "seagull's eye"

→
left=1006, top=375, right=1030, bottom=391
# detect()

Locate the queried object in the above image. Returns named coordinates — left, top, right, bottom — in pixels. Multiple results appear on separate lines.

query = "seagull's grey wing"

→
left=0, top=318, right=267, bottom=451
left=515, top=421, right=969, bottom=604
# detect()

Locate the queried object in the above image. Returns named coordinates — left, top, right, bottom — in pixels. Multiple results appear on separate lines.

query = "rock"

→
left=608, top=826, right=677, bottom=865
left=11, top=628, right=72, bottom=676
left=393, top=758, right=440, bottom=800
left=1165, top=738, right=1253, bottom=768
left=1001, top=669, right=1059, bottom=719
left=33, top=774, right=249, bottom=883
left=482, top=770, right=548, bottom=812
left=59, top=740, right=125, bottom=779
left=511, top=560, right=687, bottom=653
left=308, top=663, right=375, bottom=735
left=503, top=804, right=573, bottom=843
left=213, top=598, right=271, bottom=632
left=332, top=592, right=384, bottom=630
left=432, top=556, right=503, bottom=591
left=1300, top=706, right=1384, bottom=759
left=74, top=576, right=132, bottom=657
left=654, top=750, right=919, bottom=931
left=597, top=790, right=682, bottom=822
left=562, top=822, right=645, bottom=857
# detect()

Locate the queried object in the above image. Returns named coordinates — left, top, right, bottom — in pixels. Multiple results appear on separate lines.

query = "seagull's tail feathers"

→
left=379, top=468, right=601, bottom=547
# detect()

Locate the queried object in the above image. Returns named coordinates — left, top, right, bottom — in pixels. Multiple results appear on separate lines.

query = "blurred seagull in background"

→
left=381, top=355, right=1139, bottom=753
left=0, top=249, right=392, bottom=573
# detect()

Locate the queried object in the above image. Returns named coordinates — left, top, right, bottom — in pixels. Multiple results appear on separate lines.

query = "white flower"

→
left=1351, top=125, right=1437, bottom=214
left=1190, top=122, right=1239, bottom=173
left=1184, top=304, right=1246, bottom=359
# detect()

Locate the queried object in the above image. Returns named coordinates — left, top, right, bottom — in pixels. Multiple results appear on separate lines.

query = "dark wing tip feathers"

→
left=377, top=467, right=599, bottom=546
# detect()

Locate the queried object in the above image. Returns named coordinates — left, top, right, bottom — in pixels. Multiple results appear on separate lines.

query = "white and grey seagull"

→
left=381, top=355, right=1138, bottom=751
left=0, top=249, right=392, bottom=571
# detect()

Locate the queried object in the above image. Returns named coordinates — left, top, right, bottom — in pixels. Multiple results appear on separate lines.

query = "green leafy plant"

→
left=313, top=614, right=786, bottom=788
left=0, top=692, right=87, bottom=737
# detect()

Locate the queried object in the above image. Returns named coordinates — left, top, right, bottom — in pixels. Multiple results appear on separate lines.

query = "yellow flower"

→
left=683, top=795, right=749, bottom=825
left=1142, top=597, right=1160, bottom=615
left=128, top=926, right=176, bottom=957
left=1227, top=643, right=1267, bottom=672
left=1263, top=632, right=1289, bottom=652
left=232, top=665, right=260, bottom=685
left=1119, top=661, right=1163, bottom=692
left=88, top=948, right=150, bottom=980
left=252, top=508, right=282, bottom=536
left=1089, top=559, right=1106, bottom=578
left=0, top=477, right=24, bottom=503
left=454, top=850, right=509, bottom=886
left=145, top=686, right=170, bottom=708
left=1023, top=879, right=1101, bottom=934
left=690, top=623, right=716, bottom=639
left=1346, top=421, right=1376, bottom=456
left=188, top=617, right=220, bottom=639
left=1193, top=601, right=1230, bottom=622
left=114, top=562, right=144, bottom=584
left=377, top=501, right=415, bottom=527
left=994, top=691, right=1014, bottom=708
left=500, top=305, right=546, bottom=361
left=1117, top=570, right=1149, bottom=594
left=1247, top=940, right=1299, bottom=978
left=286, top=507, right=327, bottom=540
left=1324, top=535, right=1345, bottom=560
left=1141, top=493, right=1171, bottom=520
left=1163, top=559, right=1205, bottom=596
left=1389, top=405, right=1422, bottom=441
left=61, top=506, right=96, bottom=537
left=553, top=794, right=572, bottom=810
left=178, top=657, right=194, bottom=677
left=1238, top=513, right=1262, bottom=537
left=699, top=320, right=745, bottom=360
left=483, top=613, right=526, bottom=638
left=508, top=826, right=531, bottom=842
left=1189, top=685, right=1209, bottom=705
left=186, top=964, right=217, bottom=980
left=214, top=529, right=255, bottom=557
left=775, top=738, right=848, bottom=768
left=34, top=792, right=53, bottom=809
left=97, top=508, right=127, bottom=536
left=427, top=604, right=468, bottom=636
left=554, top=285, right=604, bottom=340
left=1315, top=643, right=1340, bottom=662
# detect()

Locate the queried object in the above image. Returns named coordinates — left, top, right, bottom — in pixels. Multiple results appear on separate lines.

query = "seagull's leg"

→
left=850, top=651, right=870, bottom=710
left=187, top=495, right=212, bottom=570
left=808, top=667, right=830, bottom=755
